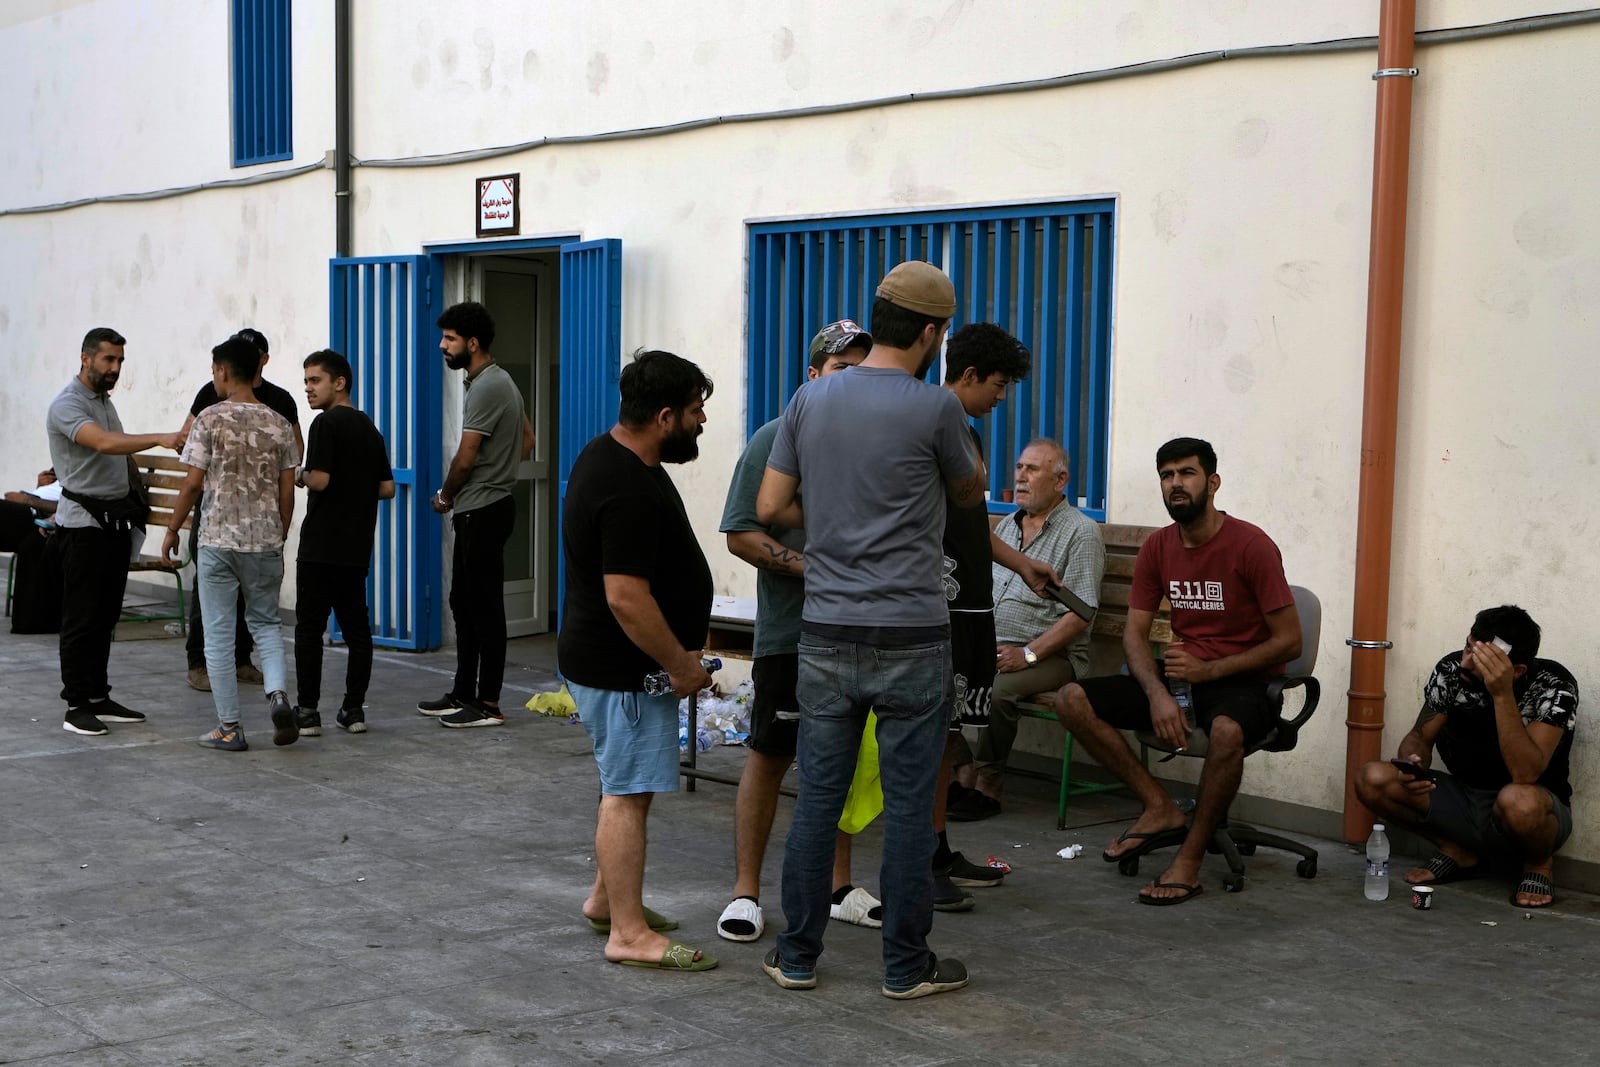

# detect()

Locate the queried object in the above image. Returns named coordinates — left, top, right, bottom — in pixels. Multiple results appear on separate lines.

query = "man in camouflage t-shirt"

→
left=161, top=336, right=299, bottom=751
left=1356, top=604, right=1579, bottom=908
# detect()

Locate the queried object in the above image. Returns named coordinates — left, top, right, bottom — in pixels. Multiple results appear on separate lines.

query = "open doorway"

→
left=467, top=253, right=561, bottom=637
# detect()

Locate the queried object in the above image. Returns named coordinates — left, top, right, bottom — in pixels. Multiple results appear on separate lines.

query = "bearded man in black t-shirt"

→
left=291, top=350, right=394, bottom=736
left=1356, top=605, right=1579, bottom=909
left=180, top=328, right=303, bottom=691
left=559, top=350, right=717, bottom=972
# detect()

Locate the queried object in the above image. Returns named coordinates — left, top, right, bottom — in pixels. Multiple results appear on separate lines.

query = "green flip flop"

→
left=586, top=906, right=679, bottom=934
left=615, top=940, right=718, bottom=971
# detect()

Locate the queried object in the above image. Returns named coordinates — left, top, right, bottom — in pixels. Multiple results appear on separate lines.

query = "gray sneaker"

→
left=882, top=954, right=969, bottom=1000
left=269, top=691, right=298, bottom=747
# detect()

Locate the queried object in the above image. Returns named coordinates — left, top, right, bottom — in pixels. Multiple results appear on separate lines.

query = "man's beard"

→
left=444, top=350, right=471, bottom=370
left=88, top=370, right=119, bottom=393
left=914, top=336, right=941, bottom=379
left=660, top=425, right=701, bottom=464
left=1164, top=484, right=1208, bottom=523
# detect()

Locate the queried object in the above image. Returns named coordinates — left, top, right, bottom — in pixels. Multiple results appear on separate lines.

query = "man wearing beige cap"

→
left=758, top=261, right=981, bottom=999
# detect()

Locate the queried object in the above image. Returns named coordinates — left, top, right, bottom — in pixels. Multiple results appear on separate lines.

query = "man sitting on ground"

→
left=1355, top=605, right=1578, bottom=909
left=1044, top=437, right=1300, bottom=905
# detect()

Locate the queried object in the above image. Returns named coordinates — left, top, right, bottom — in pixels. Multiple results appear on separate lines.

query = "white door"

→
left=470, top=256, right=556, bottom=636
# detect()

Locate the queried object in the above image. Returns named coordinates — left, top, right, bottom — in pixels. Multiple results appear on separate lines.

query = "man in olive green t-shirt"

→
left=419, top=301, right=535, bottom=729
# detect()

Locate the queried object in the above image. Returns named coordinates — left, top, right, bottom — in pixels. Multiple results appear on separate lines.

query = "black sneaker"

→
left=91, top=699, right=145, bottom=724
left=295, top=706, right=322, bottom=737
left=939, top=851, right=1006, bottom=888
left=439, top=700, right=505, bottom=729
left=63, top=707, right=109, bottom=736
left=336, top=707, right=367, bottom=733
left=882, top=954, right=969, bottom=1000
left=269, top=691, right=298, bottom=747
left=932, top=874, right=975, bottom=913
left=417, top=693, right=462, bottom=717
left=946, top=788, right=1001, bottom=823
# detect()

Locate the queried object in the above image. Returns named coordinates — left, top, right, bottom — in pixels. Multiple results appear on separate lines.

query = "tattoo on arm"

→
left=950, top=470, right=986, bottom=509
left=754, top=542, right=802, bottom=571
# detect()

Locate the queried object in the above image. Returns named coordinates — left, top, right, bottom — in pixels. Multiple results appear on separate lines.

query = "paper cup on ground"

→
left=1411, top=885, right=1435, bottom=910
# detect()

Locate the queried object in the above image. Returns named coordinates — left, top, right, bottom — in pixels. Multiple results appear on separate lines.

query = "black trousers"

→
left=185, top=510, right=252, bottom=669
left=449, top=495, right=515, bottom=704
left=294, top=559, right=373, bottom=711
left=58, top=525, right=131, bottom=707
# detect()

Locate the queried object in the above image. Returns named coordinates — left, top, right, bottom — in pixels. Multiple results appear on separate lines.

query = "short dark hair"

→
left=235, top=327, right=270, bottom=355
left=437, top=301, right=495, bottom=351
left=212, top=335, right=261, bottom=383
left=944, top=322, right=1031, bottom=384
left=618, top=349, right=714, bottom=427
left=81, top=327, right=125, bottom=354
left=304, top=349, right=354, bottom=393
left=868, top=295, right=946, bottom=350
left=1155, top=437, right=1218, bottom=477
left=1470, top=605, right=1541, bottom=666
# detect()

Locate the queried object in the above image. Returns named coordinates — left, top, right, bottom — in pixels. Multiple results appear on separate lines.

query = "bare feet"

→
left=1139, top=859, right=1204, bottom=903
left=603, top=928, right=685, bottom=965
left=1103, top=806, right=1187, bottom=860
left=1403, top=841, right=1480, bottom=885
left=1513, top=861, right=1555, bottom=908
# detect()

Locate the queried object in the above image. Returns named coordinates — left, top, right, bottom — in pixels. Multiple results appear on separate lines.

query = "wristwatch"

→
left=1023, top=646, right=1038, bottom=665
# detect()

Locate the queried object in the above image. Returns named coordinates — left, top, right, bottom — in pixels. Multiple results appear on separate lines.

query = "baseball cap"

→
left=807, top=319, right=873, bottom=362
left=876, top=261, right=957, bottom=318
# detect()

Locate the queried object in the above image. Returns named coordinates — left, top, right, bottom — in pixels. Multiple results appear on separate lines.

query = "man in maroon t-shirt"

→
left=1043, top=437, right=1300, bottom=905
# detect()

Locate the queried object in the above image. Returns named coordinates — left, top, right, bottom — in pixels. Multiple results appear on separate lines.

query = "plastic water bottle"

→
left=643, top=656, right=722, bottom=696
left=1364, top=824, right=1391, bottom=901
left=695, top=727, right=718, bottom=752
left=1166, top=676, right=1195, bottom=730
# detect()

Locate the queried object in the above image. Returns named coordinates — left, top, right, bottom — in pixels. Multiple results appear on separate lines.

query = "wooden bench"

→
left=1001, top=520, right=1171, bottom=829
left=123, top=453, right=194, bottom=632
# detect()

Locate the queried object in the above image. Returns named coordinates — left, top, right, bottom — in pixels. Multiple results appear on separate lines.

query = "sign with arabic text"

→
left=476, top=173, right=520, bottom=237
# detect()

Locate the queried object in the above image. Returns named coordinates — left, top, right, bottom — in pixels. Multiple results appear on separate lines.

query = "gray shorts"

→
left=571, top=681, right=681, bottom=796
left=1422, top=773, right=1573, bottom=864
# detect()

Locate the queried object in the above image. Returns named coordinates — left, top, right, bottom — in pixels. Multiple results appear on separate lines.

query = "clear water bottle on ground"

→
left=695, top=727, right=718, bottom=752
left=643, top=656, right=722, bottom=696
left=1365, top=823, right=1391, bottom=901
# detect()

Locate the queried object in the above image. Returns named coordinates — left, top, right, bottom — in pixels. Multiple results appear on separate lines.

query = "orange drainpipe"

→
left=1343, top=0, right=1418, bottom=844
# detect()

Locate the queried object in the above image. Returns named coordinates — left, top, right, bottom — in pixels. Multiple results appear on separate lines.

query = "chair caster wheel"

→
left=1236, top=843, right=1256, bottom=857
left=1118, top=856, right=1140, bottom=877
left=1296, top=858, right=1318, bottom=879
left=1222, top=874, right=1245, bottom=893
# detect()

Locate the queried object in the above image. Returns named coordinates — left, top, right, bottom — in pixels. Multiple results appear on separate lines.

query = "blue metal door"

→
left=556, top=239, right=623, bottom=621
left=328, top=255, right=444, bottom=650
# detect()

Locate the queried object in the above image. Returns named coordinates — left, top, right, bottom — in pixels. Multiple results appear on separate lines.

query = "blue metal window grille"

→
left=231, top=0, right=292, bottom=166
left=328, top=255, right=443, bottom=650
left=746, top=203, right=1114, bottom=518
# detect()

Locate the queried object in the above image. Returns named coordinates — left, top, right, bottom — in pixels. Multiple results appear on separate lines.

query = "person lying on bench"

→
left=1355, top=605, right=1577, bottom=909
left=1040, top=437, right=1300, bottom=906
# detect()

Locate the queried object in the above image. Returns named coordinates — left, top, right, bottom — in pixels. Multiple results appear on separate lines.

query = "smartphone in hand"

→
left=1390, top=758, right=1438, bottom=782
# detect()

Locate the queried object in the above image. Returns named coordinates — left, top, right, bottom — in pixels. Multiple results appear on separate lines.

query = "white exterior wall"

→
left=3, top=1, right=1596, bottom=859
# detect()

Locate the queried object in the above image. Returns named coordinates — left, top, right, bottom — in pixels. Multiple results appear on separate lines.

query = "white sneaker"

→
left=830, top=886, right=883, bottom=928
left=718, top=897, right=764, bottom=942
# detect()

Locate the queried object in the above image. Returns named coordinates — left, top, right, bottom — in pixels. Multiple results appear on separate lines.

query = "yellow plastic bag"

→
left=838, top=711, right=884, bottom=834
left=525, top=683, right=577, bottom=717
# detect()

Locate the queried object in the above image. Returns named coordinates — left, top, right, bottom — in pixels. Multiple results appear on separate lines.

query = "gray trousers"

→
left=970, top=656, right=1079, bottom=778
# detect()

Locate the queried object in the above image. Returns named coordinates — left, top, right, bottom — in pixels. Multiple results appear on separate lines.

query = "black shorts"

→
left=748, top=653, right=800, bottom=759
left=1422, top=774, right=1573, bottom=864
left=1074, top=670, right=1278, bottom=747
left=949, top=609, right=996, bottom=730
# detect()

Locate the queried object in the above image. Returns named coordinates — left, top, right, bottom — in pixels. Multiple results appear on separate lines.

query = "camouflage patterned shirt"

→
left=181, top=400, right=299, bottom=552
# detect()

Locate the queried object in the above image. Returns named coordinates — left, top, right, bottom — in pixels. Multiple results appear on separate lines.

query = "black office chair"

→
left=1113, top=584, right=1323, bottom=892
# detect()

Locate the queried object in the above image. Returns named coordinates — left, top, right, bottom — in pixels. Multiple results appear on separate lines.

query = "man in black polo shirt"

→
left=180, top=327, right=302, bottom=691
left=292, top=350, right=395, bottom=736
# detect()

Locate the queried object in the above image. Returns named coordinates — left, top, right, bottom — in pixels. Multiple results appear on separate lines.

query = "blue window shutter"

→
left=327, top=254, right=441, bottom=650
left=231, top=0, right=292, bottom=166
left=557, top=238, right=624, bottom=625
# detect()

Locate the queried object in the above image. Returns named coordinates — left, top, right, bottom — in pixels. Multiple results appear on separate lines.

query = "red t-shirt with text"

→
left=1130, top=515, right=1294, bottom=673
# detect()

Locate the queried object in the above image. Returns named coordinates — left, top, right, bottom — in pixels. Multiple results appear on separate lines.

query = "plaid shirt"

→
left=991, top=499, right=1105, bottom=679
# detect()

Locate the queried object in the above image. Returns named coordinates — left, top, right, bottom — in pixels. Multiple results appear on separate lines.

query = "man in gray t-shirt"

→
left=758, top=262, right=984, bottom=1000
left=421, top=301, right=534, bottom=728
left=45, top=327, right=183, bottom=737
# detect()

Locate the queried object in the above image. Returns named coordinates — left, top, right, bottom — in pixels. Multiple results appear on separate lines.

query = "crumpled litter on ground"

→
left=1056, top=844, right=1085, bottom=859
left=526, top=683, right=577, bottom=717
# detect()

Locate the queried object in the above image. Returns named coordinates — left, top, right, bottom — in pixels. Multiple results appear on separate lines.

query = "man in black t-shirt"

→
left=559, top=350, right=718, bottom=972
left=1356, top=605, right=1579, bottom=909
left=292, top=350, right=395, bottom=736
left=180, top=328, right=302, bottom=691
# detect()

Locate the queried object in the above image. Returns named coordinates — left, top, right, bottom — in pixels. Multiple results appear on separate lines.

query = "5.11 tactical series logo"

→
left=1168, top=580, right=1225, bottom=611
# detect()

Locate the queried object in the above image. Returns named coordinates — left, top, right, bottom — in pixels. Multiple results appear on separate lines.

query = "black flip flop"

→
left=1102, top=830, right=1161, bottom=863
left=1137, top=880, right=1203, bottom=906
left=1511, top=871, right=1555, bottom=909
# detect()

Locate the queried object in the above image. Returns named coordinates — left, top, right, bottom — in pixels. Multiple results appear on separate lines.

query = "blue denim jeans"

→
left=777, top=632, right=952, bottom=987
left=197, top=546, right=288, bottom=725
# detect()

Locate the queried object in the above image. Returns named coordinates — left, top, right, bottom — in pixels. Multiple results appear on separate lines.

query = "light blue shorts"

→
left=569, top=681, right=681, bottom=796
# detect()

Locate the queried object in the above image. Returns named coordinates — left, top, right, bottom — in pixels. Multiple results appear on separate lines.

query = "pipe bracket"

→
left=1346, top=638, right=1394, bottom=650
left=1372, top=67, right=1419, bottom=79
